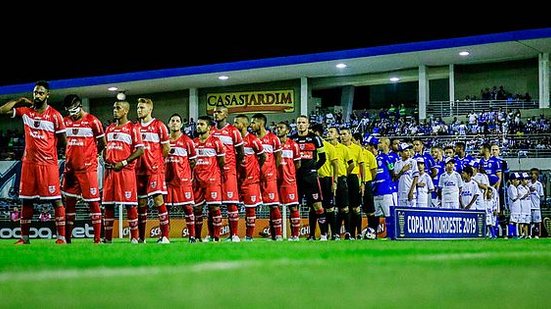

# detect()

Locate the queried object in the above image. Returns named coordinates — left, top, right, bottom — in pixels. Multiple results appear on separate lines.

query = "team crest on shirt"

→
left=151, top=181, right=157, bottom=189
left=268, top=193, right=274, bottom=200
left=185, top=192, right=191, bottom=199
left=125, top=191, right=132, bottom=199
left=72, top=128, right=79, bottom=135
left=312, top=193, right=319, bottom=200
left=34, top=120, right=41, bottom=128
left=227, top=192, right=233, bottom=198
left=211, top=192, right=218, bottom=198
left=142, top=134, right=146, bottom=140
left=289, top=194, right=295, bottom=200
left=48, top=185, right=55, bottom=193
left=113, top=133, right=118, bottom=139
left=251, top=196, right=256, bottom=202
left=90, top=188, right=97, bottom=195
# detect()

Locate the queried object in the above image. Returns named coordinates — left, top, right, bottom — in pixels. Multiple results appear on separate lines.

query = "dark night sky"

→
left=1, top=14, right=550, bottom=87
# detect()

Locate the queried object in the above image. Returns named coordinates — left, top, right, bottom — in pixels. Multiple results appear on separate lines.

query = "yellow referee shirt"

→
left=362, top=147, right=377, bottom=182
left=333, top=142, right=350, bottom=178
left=318, top=140, right=336, bottom=178
left=346, top=143, right=364, bottom=175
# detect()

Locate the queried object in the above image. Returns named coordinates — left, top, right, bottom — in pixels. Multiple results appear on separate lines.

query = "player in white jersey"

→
left=415, top=158, right=434, bottom=208
left=518, top=172, right=532, bottom=238
left=485, top=186, right=499, bottom=238
left=460, top=166, right=480, bottom=210
left=507, top=173, right=521, bottom=238
left=529, top=168, right=544, bottom=238
left=394, top=143, right=418, bottom=207
left=438, top=157, right=463, bottom=209
left=469, top=160, right=489, bottom=210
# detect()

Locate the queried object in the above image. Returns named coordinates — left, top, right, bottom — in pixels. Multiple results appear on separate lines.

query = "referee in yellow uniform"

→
left=341, top=128, right=364, bottom=240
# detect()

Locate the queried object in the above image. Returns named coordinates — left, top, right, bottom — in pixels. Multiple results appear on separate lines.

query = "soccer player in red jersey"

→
left=233, top=115, right=266, bottom=241
left=211, top=106, right=244, bottom=242
left=165, top=113, right=197, bottom=243
left=102, top=101, right=144, bottom=243
left=135, top=98, right=171, bottom=243
left=276, top=121, right=302, bottom=241
left=250, top=113, right=283, bottom=240
left=62, top=94, right=106, bottom=244
left=0, top=81, right=67, bottom=245
left=193, top=116, right=225, bottom=241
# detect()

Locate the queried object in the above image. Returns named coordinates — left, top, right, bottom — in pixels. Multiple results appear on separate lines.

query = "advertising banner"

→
left=206, top=90, right=295, bottom=114
left=388, top=206, right=486, bottom=240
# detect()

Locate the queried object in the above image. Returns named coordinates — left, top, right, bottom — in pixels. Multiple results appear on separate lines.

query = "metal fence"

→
left=427, top=100, right=538, bottom=118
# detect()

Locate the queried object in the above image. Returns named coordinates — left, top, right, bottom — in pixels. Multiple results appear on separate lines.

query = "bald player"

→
left=102, top=100, right=144, bottom=243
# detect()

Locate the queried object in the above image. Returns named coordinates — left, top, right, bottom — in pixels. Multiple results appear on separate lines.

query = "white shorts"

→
left=531, top=209, right=542, bottom=223
left=374, top=194, right=393, bottom=217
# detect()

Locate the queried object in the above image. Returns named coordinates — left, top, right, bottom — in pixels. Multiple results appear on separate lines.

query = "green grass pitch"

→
left=0, top=238, right=549, bottom=308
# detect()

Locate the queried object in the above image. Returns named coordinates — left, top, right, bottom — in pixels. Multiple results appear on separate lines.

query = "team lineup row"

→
left=1, top=81, right=541, bottom=244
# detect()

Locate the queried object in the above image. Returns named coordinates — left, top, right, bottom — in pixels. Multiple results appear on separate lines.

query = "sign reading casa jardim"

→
left=207, top=90, right=295, bottom=114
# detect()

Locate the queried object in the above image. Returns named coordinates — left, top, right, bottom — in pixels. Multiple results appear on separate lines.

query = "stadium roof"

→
left=1, top=28, right=550, bottom=101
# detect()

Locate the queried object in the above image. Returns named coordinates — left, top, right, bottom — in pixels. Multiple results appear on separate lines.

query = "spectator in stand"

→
left=39, top=207, right=51, bottom=222
left=10, top=207, right=20, bottom=222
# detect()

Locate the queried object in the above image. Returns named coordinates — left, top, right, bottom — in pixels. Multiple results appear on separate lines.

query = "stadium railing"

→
left=427, top=99, right=538, bottom=118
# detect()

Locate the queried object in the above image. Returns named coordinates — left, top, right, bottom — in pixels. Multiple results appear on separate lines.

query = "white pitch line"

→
left=0, top=259, right=303, bottom=283
left=416, top=251, right=551, bottom=261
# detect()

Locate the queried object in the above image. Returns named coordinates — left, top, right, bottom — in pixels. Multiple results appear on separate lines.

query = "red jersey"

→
left=278, top=138, right=301, bottom=185
left=258, top=131, right=281, bottom=181
left=240, top=133, right=264, bottom=185
left=211, top=123, right=243, bottom=172
left=165, top=133, right=197, bottom=187
left=135, top=118, right=170, bottom=175
left=13, top=106, right=66, bottom=165
left=64, top=113, right=105, bottom=171
left=105, top=121, right=143, bottom=170
left=193, top=135, right=225, bottom=184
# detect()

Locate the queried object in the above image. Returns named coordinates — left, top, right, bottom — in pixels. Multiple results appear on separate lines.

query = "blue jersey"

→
left=387, top=151, right=400, bottom=193
left=480, top=156, right=502, bottom=186
left=454, top=154, right=474, bottom=173
left=432, top=159, right=445, bottom=198
left=413, top=152, right=435, bottom=173
left=373, top=153, right=394, bottom=196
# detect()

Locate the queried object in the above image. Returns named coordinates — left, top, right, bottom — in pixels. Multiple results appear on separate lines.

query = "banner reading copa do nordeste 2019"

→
left=388, top=206, right=486, bottom=240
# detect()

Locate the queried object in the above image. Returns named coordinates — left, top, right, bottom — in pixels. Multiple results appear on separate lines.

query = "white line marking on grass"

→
left=0, top=259, right=300, bottom=283
left=418, top=251, right=551, bottom=261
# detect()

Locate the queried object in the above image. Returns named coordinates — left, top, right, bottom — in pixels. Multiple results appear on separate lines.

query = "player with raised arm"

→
left=193, top=116, right=225, bottom=242
left=165, top=113, right=197, bottom=243
left=102, top=101, right=144, bottom=243
left=62, top=94, right=106, bottom=244
left=135, top=98, right=171, bottom=244
left=0, top=81, right=67, bottom=244
left=212, top=106, right=244, bottom=242
left=234, top=115, right=266, bottom=241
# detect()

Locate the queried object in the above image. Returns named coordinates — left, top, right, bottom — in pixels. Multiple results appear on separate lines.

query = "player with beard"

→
left=0, top=81, right=67, bottom=244
left=250, top=113, right=283, bottom=240
left=135, top=98, right=171, bottom=243
left=165, top=113, right=197, bottom=242
left=276, top=122, right=302, bottom=240
left=233, top=115, right=266, bottom=241
left=211, top=106, right=244, bottom=242
left=193, top=116, right=225, bottom=241
left=62, top=94, right=106, bottom=244
left=102, top=101, right=144, bottom=243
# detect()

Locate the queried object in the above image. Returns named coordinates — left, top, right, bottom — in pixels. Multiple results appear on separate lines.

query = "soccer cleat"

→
left=344, top=232, right=351, bottom=240
left=319, top=234, right=328, bottom=241
left=274, top=235, right=283, bottom=241
left=534, top=236, right=539, bottom=239
left=231, top=235, right=241, bottom=242
left=288, top=236, right=299, bottom=241
left=130, top=238, right=139, bottom=244
left=138, top=238, right=147, bottom=244
left=102, top=238, right=112, bottom=244
left=189, top=237, right=196, bottom=243
left=14, top=238, right=30, bottom=245
left=55, top=238, right=67, bottom=245
left=157, top=236, right=170, bottom=244
left=306, top=236, right=316, bottom=241
left=244, top=236, right=254, bottom=242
